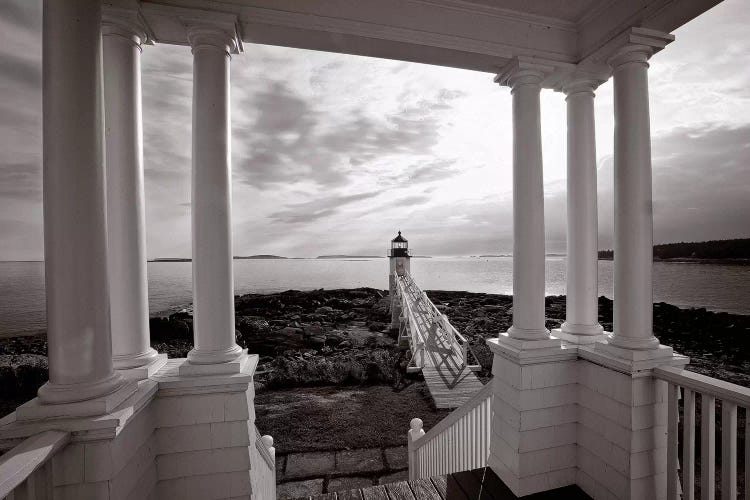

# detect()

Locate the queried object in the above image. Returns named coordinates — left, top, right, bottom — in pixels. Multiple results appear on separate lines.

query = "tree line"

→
left=598, top=238, right=750, bottom=260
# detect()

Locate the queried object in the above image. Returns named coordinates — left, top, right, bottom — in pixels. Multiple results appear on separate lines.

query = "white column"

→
left=495, top=60, right=552, bottom=341
left=186, top=26, right=243, bottom=365
left=38, top=0, right=127, bottom=403
left=102, top=12, right=161, bottom=373
left=608, top=45, right=661, bottom=351
left=559, top=78, right=604, bottom=341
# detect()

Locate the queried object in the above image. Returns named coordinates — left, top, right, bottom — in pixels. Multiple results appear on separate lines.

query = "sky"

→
left=0, top=1, right=748, bottom=260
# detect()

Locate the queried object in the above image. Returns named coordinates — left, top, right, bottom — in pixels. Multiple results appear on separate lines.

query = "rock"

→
left=278, top=327, right=304, bottom=337
left=307, top=336, right=326, bottom=349
left=367, top=321, right=387, bottom=332
left=337, top=340, right=353, bottom=349
left=325, top=334, right=344, bottom=347
left=315, top=306, right=334, bottom=314
left=304, top=325, right=325, bottom=336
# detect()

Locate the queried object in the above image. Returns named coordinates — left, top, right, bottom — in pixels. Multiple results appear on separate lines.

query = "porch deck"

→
left=305, top=467, right=592, bottom=500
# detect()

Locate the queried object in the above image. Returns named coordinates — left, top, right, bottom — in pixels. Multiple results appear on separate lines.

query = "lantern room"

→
left=390, top=231, right=409, bottom=257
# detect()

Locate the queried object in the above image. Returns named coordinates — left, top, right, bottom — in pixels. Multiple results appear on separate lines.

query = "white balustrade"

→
left=0, top=431, right=70, bottom=500
left=408, top=381, right=493, bottom=480
left=252, top=428, right=276, bottom=500
left=655, top=366, right=750, bottom=500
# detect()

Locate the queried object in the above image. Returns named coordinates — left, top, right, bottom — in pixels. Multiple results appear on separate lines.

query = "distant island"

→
left=235, top=255, right=288, bottom=260
left=598, top=238, right=750, bottom=263
left=316, top=255, right=384, bottom=259
left=478, top=254, right=511, bottom=258
left=152, top=255, right=289, bottom=262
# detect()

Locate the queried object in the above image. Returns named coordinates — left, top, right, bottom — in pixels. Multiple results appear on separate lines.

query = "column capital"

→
left=494, top=57, right=555, bottom=92
left=606, top=27, right=674, bottom=71
left=186, top=24, right=242, bottom=55
left=102, top=5, right=153, bottom=48
left=555, top=68, right=608, bottom=98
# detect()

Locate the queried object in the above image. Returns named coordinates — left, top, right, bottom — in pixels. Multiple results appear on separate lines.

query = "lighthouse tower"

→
left=388, top=231, right=411, bottom=329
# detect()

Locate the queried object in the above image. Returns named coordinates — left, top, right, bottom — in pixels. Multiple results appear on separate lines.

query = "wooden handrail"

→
left=0, top=430, right=70, bottom=498
left=654, top=366, right=750, bottom=408
left=413, top=381, right=493, bottom=451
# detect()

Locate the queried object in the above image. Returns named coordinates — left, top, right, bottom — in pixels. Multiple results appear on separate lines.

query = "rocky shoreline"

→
left=1, top=288, right=748, bottom=411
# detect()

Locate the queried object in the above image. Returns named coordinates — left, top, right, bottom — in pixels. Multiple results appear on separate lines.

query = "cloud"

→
left=268, top=191, right=382, bottom=224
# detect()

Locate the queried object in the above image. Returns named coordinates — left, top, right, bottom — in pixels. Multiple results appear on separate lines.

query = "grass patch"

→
left=254, top=382, right=451, bottom=454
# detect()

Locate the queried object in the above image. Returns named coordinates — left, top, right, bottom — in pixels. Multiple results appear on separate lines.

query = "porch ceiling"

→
left=137, top=0, right=722, bottom=79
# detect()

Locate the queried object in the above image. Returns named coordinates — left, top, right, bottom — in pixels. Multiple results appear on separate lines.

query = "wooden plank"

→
left=683, top=389, right=696, bottom=500
left=384, top=481, right=416, bottom=500
left=701, top=395, right=715, bottom=500
left=409, top=478, right=441, bottom=500
left=337, top=489, right=363, bottom=500
left=720, top=402, right=737, bottom=500
left=361, top=485, right=389, bottom=500
left=429, top=476, right=447, bottom=499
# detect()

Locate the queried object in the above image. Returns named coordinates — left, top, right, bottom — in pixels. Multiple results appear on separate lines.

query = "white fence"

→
left=0, top=430, right=70, bottom=500
left=655, top=366, right=750, bottom=500
left=408, top=381, right=493, bottom=480
left=252, top=427, right=277, bottom=500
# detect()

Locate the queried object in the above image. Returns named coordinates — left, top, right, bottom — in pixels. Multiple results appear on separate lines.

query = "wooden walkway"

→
left=305, top=467, right=592, bottom=500
left=398, top=275, right=483, bottom=408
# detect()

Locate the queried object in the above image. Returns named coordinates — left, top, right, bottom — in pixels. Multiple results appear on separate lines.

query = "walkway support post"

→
left=34, top=0, right=135, bottom=410
left=102, top=7, right=166, bottom=378
left=554, top=75, right=605, bottom=344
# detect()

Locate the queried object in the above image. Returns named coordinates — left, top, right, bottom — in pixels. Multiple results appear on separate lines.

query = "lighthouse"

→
left=388, top=231, right=411, bottom=329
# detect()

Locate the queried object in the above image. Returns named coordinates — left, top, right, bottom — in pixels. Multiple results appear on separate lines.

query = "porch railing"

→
left=408, top=380, right=493, bottom=480
left=655, top=365, right=750, bottom=500
left=0, top=430, right=70, bottom=500
left=252, top=427, right=276, bottom=500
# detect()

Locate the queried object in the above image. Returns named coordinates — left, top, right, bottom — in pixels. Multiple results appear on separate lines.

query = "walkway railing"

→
left=0, top=430, right=70, bottom=500
left=252, top=427, right=277, bottom=500
left=395, top=273, right=479, bottom=371
left=655, top=366, right=750, bottom=500
left=408, top=381, right=493, bottom=480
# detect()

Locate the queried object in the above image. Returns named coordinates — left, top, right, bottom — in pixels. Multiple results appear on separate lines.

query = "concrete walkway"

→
left=276, top=446, right=409, bottom=499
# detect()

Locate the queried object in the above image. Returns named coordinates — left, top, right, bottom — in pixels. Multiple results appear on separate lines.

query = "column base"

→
left=117, top=353, right=169, bottom=380
left=36, top=370, right=131, bottom=405
left=18, top=378, right=139, bottom=420
left=496, top=331, right=562, bottom=353
left=552, top=327, right=607, bottom=345
left=186, top=343, right=244, bottom=365
left=486, top=337, right=577, bottom=496
left=582, top=335, right=688, bottom=372
left=506, top=325, right=551, bottom=341
left=180, top=349, right=251, bottom=376
left=113, top=347, right=161, bottom=370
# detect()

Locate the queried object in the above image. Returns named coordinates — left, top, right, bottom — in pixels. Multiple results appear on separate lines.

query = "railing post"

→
left=261, top=435, right=275, bottom=463
left=408, top=418, right=425, bottom=481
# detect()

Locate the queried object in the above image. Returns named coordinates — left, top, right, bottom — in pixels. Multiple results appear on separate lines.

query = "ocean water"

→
left=0, top=257, right=748, bottom=337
